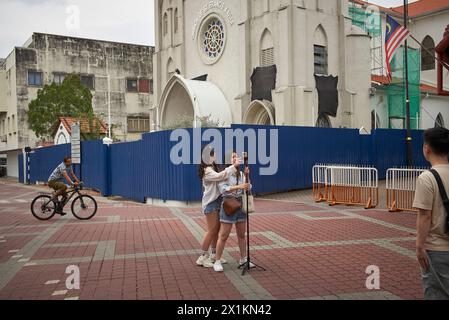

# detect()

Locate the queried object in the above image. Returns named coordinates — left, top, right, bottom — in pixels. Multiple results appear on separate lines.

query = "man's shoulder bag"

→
left=429, top=169, right=449, bottom=235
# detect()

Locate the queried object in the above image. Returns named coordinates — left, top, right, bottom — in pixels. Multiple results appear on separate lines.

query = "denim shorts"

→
left=220, top=198, right=247, bottom=224
left=203, top=196, right=223, bottom=215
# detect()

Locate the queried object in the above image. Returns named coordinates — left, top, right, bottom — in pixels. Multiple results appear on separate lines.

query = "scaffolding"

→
left=349, top=2, right=384, bottom=75
left=387, top=46, right=421, bottom=130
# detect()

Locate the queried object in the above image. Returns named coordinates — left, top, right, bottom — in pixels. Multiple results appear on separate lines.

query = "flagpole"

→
left=403, top=0, right=413, bottom=167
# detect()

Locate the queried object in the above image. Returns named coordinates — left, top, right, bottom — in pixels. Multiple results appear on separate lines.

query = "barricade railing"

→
left=327, top=165, right=378, bottom=209
left=313, top=164, right=378, bottom=209
left=312, top=164, right=329, bottom=202
left=386, top=167, right=428, bottom=213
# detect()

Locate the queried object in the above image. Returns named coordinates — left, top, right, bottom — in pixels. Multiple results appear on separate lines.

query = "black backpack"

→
left=429, top=169, right=449, bottom=235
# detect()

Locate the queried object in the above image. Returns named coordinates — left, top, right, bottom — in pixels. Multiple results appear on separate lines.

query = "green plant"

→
left=27, top=74, right=94, bottom=140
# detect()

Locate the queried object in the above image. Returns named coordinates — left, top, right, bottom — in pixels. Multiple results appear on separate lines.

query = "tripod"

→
left=239, top=152, right=265, bottom=276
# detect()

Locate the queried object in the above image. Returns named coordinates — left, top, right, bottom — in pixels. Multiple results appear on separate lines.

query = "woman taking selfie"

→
left=197, top=145, right=240, bottom=268
left=213, top=151, right=254, bottom=272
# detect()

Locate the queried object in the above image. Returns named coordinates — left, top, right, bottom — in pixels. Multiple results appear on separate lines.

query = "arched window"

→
left=163, top=12, right=168, bottom=36
left=316, top=114, right=332, bottom=128
left=166, top=58, right=175, bottom=81
left=421, top=36, right=435, bottom=71
left=314, top=25, right=328, bottom=75
left=260, top=29, right=274, bottom=67
left=371, top=110, right=381, bottom=130
left=435, top=113, right=445, bottom=128
left=174, top=8, right=179, bottom=34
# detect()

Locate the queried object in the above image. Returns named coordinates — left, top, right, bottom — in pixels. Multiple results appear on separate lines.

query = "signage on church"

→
left=192, top=1, right=234, bottom=39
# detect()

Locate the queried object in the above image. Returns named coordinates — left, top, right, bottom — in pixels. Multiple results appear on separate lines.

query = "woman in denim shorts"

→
left=213, top=151, right=254, bottom=272
left=196, top=146, right=240, bottom=268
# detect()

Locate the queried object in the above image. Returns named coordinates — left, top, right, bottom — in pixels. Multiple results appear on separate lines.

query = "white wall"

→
left=6, top=150, right=18, bottom=178
left=420, top=94, right=449, bottom=130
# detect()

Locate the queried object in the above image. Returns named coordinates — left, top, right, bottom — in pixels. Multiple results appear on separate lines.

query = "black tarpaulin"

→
left=192, top=74, right=208, bottom=81
left=315, top=75, right=339, bottom=117
left=250, top=65, right=277, bottom=102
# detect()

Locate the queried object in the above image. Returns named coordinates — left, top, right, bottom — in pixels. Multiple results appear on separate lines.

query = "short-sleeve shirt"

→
left=413, top=165, right=449, bottom=251
left=48, top=162, right=73, bottom=183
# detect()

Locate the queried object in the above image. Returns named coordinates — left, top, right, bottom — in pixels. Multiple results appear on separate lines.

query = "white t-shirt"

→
left=202, top=165, right=236, bottom=211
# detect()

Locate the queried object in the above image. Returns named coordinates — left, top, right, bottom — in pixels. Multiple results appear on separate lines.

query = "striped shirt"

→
left=48, top=162, right=73, bottom=182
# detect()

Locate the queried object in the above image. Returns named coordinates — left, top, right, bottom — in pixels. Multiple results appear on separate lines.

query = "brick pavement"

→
left=0, top=179, right=423, bottom=300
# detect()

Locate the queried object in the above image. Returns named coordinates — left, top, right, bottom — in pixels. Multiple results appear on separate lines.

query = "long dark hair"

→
left=198, top=145, right=219, bottom=180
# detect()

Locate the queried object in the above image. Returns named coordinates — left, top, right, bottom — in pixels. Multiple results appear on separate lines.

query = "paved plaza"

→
left=0, top=179, right=423, bottom=300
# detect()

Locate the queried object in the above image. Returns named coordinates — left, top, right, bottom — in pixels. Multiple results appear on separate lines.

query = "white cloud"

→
left=0, top=0, right=155, bottom=57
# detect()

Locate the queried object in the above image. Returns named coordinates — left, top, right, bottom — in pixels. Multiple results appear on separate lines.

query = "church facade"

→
left=152, top=0, right=372, bottom=130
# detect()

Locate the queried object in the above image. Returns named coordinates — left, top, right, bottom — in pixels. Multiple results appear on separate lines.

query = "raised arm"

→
left=203, top=165, right=237, bottom=182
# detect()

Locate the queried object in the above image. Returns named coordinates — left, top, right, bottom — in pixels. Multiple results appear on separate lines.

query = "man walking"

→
left=413, top=127, right=449, bottom=300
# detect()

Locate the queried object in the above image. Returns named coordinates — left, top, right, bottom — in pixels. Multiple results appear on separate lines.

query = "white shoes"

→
left=210, top=254, right=227, bottom=264
left=239, top=257, right=255, bottom=269
left=196, top=255, right=214, bottom=268
left=213, top=260, right=224, bottom=272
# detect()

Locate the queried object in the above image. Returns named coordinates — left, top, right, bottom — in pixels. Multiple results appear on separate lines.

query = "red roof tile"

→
left=55, top=117, right=108, bottom=137
left=392, top=0, right=449, bottom=17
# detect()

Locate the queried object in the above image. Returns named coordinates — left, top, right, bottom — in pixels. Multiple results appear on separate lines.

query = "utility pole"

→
left=403, top=0, right=413, bottom=167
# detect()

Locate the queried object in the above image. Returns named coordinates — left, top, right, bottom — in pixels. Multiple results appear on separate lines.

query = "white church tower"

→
left=152, top=0, right=372, bottom=130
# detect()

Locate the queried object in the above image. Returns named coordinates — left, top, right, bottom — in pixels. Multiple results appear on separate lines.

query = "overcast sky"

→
left=0, top=0, right=418, bottom=58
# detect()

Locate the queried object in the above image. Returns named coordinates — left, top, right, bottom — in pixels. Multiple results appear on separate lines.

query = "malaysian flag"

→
left=385, top=15, right=410, bottom=82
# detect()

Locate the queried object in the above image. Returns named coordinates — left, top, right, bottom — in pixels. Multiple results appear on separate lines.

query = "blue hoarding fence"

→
left=19, top=126, right=429, bottom=203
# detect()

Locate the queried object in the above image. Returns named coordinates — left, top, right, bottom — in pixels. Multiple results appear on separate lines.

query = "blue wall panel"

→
left=23, top=128, right=432, bottom=203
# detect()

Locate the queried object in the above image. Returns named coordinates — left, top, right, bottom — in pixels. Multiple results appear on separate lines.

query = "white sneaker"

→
left=210, top=254, right=227, bottom=264
left=213, top=260, right=224, bottom=272
left=239, top=257, right=255, bottom=269
left=196, top=255, right=214, bottom=268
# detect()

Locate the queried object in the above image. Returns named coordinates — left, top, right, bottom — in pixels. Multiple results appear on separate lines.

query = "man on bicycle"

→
left=48, top=157, right=79, bottom=215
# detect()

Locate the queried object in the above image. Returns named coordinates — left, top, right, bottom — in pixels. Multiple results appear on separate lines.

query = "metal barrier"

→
left=386, top=168, right=427, bottom=213
left=327, top=165, right=379, bottom=209
left=312, top=164, right=329, bottom=202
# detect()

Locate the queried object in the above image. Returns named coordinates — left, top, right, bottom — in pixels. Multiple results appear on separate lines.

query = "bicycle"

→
left=31, top=182, right=98, bottom=221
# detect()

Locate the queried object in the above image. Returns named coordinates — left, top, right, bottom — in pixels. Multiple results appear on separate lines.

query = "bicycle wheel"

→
left=31, top=195, right=57, bottom=221
left=71, top=195, right=97, bottom=220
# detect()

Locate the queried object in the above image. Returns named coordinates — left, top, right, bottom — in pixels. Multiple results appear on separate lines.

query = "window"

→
left=53, top=73, right=66, bottom=85
left=127, top=78, right=138, bottom=92
left=314, top=45, right=328, bottom=75
left=260, top=29, right=275, bottom=67
left=371, top=110, right=381, bottom=130
left=174, top=8, right=179, bottom=34
left=435, top=113, right=445, bottom=128
left=127, top=117, right=150, bottom=133
left=80, top=75, right=95, bottom=90
left=28, top=70, right=43, bottom=86
left=138, top=78, right=150, bottom=93
left=261, top=48, right=274, bottom=67
left=422, top=36, right=436, bottom=71
left=163, top=13, right=168, bottom=36
left=150, top=79, right=154, bottom=94
left=315, top=114, right=332, bottom=128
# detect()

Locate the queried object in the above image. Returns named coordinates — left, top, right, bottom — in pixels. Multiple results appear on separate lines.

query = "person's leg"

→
left=235, top=221, right=247, bottom=260
left=423, top=251, right=449, bottom=300
left=215, top=222, right=233, bottom=261
left=201, top=211, right=220, bottom=253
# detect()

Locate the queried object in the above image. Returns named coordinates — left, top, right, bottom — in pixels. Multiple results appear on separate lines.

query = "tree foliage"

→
left=27, top=74, right=94, bottom=140
left=161, top=114, right=223, bottom=130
